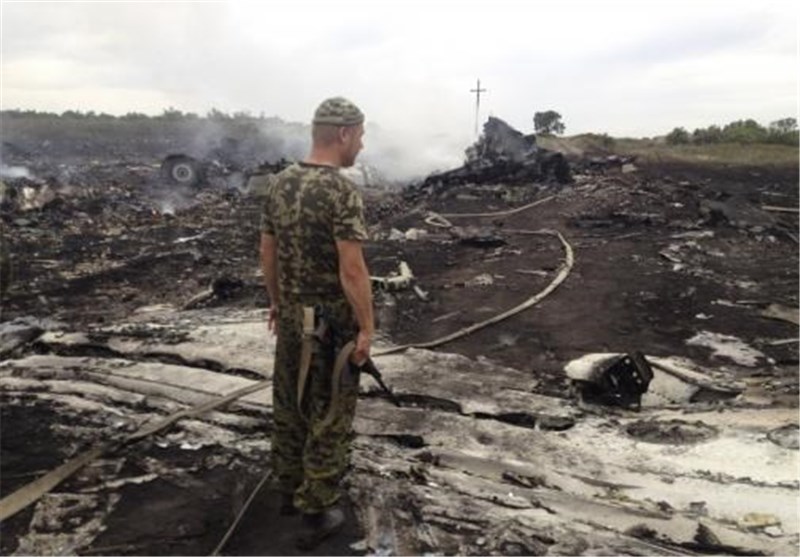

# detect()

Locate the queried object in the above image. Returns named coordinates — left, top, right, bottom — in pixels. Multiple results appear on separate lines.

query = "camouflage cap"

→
left=312, top=97, right=364, bottom=126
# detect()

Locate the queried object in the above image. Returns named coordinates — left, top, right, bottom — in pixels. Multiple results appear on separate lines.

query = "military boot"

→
left=295, top=506, right=345, bottom=550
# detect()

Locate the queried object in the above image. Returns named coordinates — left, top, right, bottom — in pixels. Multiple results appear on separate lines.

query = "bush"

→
left=692, top=125, right=722, bottom=144
left=721, top=119, right=768, bottom=143
left=666, top=127, right=691, bottom=145
left=673, top=118, right=798, bottom=147
left=766, top=118, right=799, bottom=146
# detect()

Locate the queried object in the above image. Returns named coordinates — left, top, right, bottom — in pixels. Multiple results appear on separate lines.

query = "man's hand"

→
left=267, top=306, right=278, bottom=334
left=352, top=330, right=372, bottom=365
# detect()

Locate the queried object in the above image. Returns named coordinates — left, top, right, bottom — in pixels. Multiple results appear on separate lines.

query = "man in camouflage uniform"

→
left=259, top=97, right=374, bottom=548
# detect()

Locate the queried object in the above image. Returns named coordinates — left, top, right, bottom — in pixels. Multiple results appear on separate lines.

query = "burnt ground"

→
left=380, top=162, right=799, bottom=399
left=1, top=143, right=799, bottom=555
left=4, top=158, right=796, bottom=394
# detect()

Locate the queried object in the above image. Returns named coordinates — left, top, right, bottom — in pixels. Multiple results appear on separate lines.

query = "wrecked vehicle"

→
left=160, top=136, right=291, bottom=188
left=160, top=152, right=291, bottom=189
left=407, top=116, right=571, bottom=200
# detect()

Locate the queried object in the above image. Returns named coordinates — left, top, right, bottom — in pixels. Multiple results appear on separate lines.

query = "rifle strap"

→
left=319, top=340, right=356, bottom=430
left=296, top=306, right=316, bottom=422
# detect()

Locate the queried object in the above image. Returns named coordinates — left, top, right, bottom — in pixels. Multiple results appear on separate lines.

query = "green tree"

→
left=692, top=125, right=722, bottom=144
left=533, top=110, right=565, bottom=135
left=767, top=117, right=799, bottom=145
left=769, top=117, right=797, bottom=134
left=666, top=127, right=690, bottom=145
left=207, top=108, right=231, bottom=121
left=721, top=119, right=768, bottom=143
left=161, top=107, right=185, bottom=120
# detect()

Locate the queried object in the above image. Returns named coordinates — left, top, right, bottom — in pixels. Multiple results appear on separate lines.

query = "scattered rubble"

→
left=1, top=309, right=797, bottom=556
left=405, top=117, right=571, bottom=202
left=687, top=331, right=768, bottom=367
left=1, top=116, right=798, bottom=555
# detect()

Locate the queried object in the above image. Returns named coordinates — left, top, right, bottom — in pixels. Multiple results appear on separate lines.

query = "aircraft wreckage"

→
left=1, top=114, right=798, bottom=555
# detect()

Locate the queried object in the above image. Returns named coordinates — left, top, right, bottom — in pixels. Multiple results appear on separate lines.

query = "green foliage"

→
left=666, top=127, right=691, bottom=145
left=767, top=118, right=799, bottom=145
left=769, top=117, right=797, bottom=133
left=2, top=109, right=59, bottom=119
left=207, top=108, right=231, bottom=121
left=721, top=119, right=768, bottom=143
left=61, top=109, right=87, bottom=119
left=692, top=125, right=722, bottom=144
left=160, top=107, right=186, bottom=120
left=684, top=117, right=797, bottom=146
left=587, top=132, right=615, bottom=149
left=533, top=110, right=565, bottom=135
left=1, top=107, right=273, bottom=124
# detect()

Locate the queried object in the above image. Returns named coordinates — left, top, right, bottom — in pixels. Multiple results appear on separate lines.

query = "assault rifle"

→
left=356, top=359, right=402, bottom=407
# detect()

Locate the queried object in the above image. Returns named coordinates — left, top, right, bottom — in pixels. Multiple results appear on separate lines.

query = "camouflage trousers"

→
left=271, top=297, right=360, bottom=513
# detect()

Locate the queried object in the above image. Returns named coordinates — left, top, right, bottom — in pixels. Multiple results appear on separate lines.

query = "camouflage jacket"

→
left=261, top=162, right=367, bottom=301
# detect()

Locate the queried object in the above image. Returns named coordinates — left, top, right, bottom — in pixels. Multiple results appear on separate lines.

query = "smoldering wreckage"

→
left=1, top=115, right=798, bottom=556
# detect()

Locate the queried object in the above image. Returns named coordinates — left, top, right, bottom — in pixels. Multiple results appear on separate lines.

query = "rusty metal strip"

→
left=0, top=444, right=110, bottom=522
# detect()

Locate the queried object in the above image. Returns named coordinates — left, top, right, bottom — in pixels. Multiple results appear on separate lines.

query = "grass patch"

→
left=539, top=135, right=799, bottom=168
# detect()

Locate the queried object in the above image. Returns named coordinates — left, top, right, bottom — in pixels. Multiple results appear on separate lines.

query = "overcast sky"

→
left=1, top=0, right=798, bottom=144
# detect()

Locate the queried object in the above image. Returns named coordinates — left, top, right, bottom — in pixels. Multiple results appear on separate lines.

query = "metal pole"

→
left=470, top=79, right=487, bottom=137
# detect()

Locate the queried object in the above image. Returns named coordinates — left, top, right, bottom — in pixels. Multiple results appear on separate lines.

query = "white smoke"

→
left=359, top=126, right=470, bottom=183
left=0, top=164, right=35, bottom=180
left=156, top=199, right=176, bottom=215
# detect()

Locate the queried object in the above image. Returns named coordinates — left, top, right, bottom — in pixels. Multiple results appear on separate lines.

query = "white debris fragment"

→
left=738, top=512, right=782, bottom=530
left=672, top=230, right=715, bottom=240
left=404, top=228, right=428, bottom=241
left=174, top=231, right=209, bottom=244
left=687, top=331, right=767, bottom=367
left=180, top=441, right=204, bottom=450
left=16, top=493, right=120, bottom=556
left=695, top=313, right=712, bottom=320
left=466, top=273, right=494, bottom=287
left=371, top=261, right=414, bottom=291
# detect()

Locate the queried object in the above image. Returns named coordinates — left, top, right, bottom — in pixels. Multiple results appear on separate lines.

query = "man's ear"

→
left=337, top=126, right=349, bottom=144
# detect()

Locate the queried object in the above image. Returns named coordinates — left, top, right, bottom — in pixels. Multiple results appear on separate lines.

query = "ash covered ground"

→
left=1, top=118, right=798, bottom=556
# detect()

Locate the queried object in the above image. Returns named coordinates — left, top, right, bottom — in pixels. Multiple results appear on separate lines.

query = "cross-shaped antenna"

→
left=470, top=79, right=487, bottom=137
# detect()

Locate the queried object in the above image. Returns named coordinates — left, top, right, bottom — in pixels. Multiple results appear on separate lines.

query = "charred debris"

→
left=155, top=116, right=573, bottom=194
left=0, top=117, right=798, bottom=396
left=1, top=114, right=799, bottom=556
left=405, top=116, right=572, bottom=201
